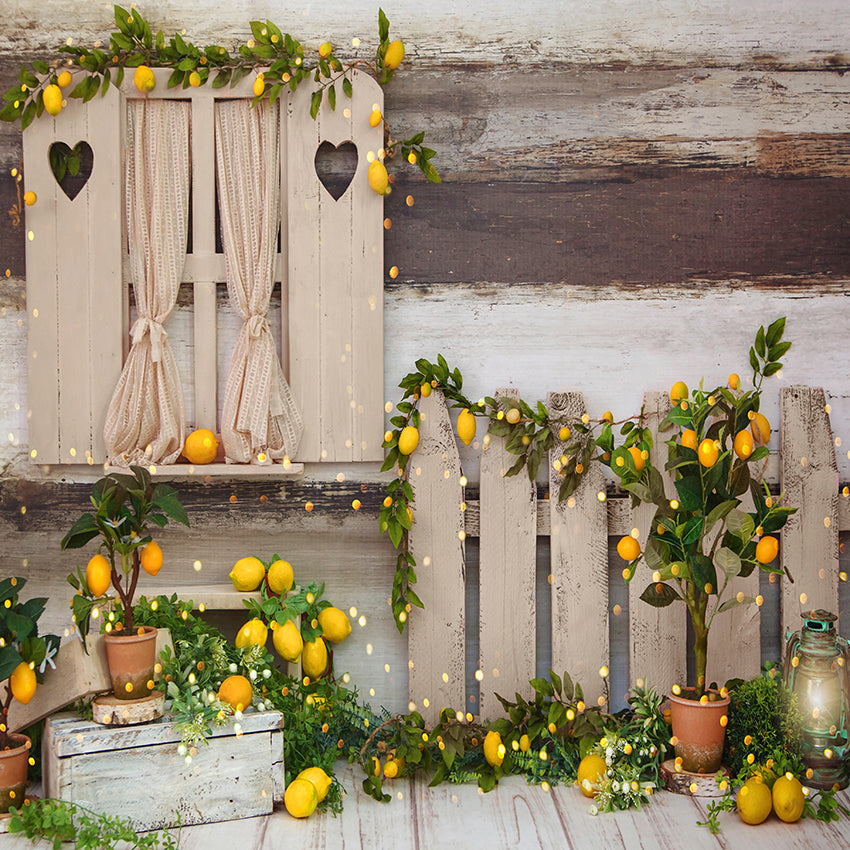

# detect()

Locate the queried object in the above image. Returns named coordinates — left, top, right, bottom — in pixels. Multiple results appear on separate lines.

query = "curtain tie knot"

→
left=246, top=314, right=270, bottom=339
left=130, top=316, right=168, bottom=363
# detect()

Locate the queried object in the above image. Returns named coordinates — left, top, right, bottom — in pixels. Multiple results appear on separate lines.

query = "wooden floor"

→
left=4, top=763, right=848, bottom=849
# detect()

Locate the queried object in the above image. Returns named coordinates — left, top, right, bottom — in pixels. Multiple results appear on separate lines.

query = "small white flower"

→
left=177, top=744, right=187, bottom=756
left=249, top=669, right=258, bottom=680
left=262, top=669, right=271, bottom=679
left=605, top=747, right=613, bottom=758
left=257, top=701, right=266, bottom=711
left=589, top=805, right=599, bottom=816
left=229, top=663, right=238, bottom=673
left=611, top=781, right=620, bottom=793
left=184, top=755, right=192, bottom=765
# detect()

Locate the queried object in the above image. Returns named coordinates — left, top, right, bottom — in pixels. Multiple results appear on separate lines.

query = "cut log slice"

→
left=91, top=691, right=165, bottom=726
left=660, top=758, right=731, bottom=797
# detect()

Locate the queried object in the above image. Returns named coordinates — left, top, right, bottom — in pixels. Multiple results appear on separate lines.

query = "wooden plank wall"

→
left=1, top=0, right=849, bottom=715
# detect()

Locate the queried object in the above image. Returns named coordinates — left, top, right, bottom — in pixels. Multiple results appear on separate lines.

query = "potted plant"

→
left=62, top=466, right=188, bottom=700
left=0, top=577, right=60, bottom=811
left=610, top=318, right=795, bottom=773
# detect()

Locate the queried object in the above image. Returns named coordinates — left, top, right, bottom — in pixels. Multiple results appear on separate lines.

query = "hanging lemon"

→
left=133, top=65, right=155, bottom=93
left=302, top=637, right=328, bottom=679
left=235, top=618, right=268, bottom=649
left=272, top=618, right=303, bottom=662
left=367, top=159, right=388, bottom=195
left=317, top=606, right=352, bottom=643
left=10, top=662, right=36, bottom=705
left=183, top=428, right=219, bottom=464
left=456, top=409, right=476, bottom=446
left=383, top=40, right=405, bottom=70
left=397, top=425, right=419, bottom=456
left=140, top=541, right=163, bottom=576
left=267, top=559, right=294, bottom=595
left=483, top=730, right=505, bottom=767
left=42, top=84, right=62, bottom=117
left=86, top=553, right=112, bottom=596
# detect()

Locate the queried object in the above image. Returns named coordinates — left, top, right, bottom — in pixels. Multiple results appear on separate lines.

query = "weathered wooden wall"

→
left=1, top=0, right=850, bottom=714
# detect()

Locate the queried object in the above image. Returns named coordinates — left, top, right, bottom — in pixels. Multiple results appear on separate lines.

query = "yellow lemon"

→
left=370, top=756, right=381, bottom=777
left=737, top=777, right=772, bottom=825
left=188, top=71, right=201, bottom=87
left=751, top=412, right=771, bottom=445
left=229, top=556, right=266, bottom=591
left=772, top=774, right=805, bottom=823
left=734, top=429, right=754, bottom=460
left=140, top=541, right=163, bottom=576
left=86, top=553, right=112, bottom=597
left=297, top=766, right=332, bottom=802
left=235, top=618, right=268, bottom=650
left=9, top=662, right=36, bottom=705
left=755, top=535, right=779, bottom=565
left=617, top=536, right=640, bottom=562
left=183, top=428, right=219, bottom=464
left=505, top=407, right=521, bottom=425
left=383, top=755, right=405, bottom=779
left=368, top=159, right=388, bottom=195
left=272, top=618, right=303, bottom=662
left=284, top=778, right=319, bottom=818
left=729, top=373, right=740, bottom=390
left=483, top=730, right=504, bottom=767
left=698, top=438, right=719, bottom=468
left=302, top=637, right=328, bottom=679
left=420, top=382, right=432, bottom=398
left=267, top=559, right=294, bottom=595
left=317, top=607, right=352, bottom=643
left=383, top=40, right=405, bottom=70
left=369, top=108, right=383, bottom=127
left=42, top=84, right=62, bottom=116
left=23, top=191, right=37, bottom=206
left=397, top=425, right=420, bottom=456
left=456, top=409, right=476, bottom=446
left=133, top=65, right=155, bottom=93
left=669, top=381, right=689, bottom=404
left=319, top=42, right=333, bottom=59
left=252, top=75, right=265, bottom=97
left=217, top=674, right=252, bottom=711
left=57, top=71, right=72, bottom=88
left=680, top=428, right=698, bottom=451
left=577, top=754, right=607, bottom=798
left=627, top=446, right=645, bottom=472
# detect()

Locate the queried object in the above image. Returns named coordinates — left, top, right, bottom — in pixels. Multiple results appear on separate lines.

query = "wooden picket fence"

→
left=407, top=385, right=841, bottom=725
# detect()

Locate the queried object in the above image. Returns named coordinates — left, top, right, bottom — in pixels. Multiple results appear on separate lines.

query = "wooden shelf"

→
left=158, top=584, right=261, bottom=611
left=104, top=461, right=305, bottom=479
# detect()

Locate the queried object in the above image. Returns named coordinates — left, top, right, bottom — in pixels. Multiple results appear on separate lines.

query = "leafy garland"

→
left=1, top=5, right=440, bottom=184
left=380, top=321, right=789, bottom=632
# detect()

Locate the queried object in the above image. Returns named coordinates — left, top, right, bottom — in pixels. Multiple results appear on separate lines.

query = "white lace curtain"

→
left=215, top=100, right=303, bottom=462
left=103, top=100, right=190, bottom=466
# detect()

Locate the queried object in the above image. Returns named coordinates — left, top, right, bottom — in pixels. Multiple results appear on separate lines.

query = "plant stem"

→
left=692, top=608, right=708, bottom=697
left=0, top=683, right=13, bottom=748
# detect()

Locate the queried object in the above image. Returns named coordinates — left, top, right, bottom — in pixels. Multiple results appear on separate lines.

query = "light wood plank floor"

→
left=1, top=763, right=849, bottom=849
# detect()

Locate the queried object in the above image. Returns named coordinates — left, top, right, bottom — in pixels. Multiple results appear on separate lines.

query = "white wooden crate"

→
left=42, top=710, right=284, bottom=830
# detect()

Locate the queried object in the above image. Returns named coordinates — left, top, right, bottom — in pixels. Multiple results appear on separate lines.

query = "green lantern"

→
left=783, top=610, right=850, bottom=789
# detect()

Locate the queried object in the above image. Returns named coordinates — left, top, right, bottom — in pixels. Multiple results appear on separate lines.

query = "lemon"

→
left=383, top=755, right=405, bottom=779
left=577, top=753, right=607, bottom=798
left=456, top=409, right=476, bottom=446
left=318, top=607, right=352, bottom=643
left=681, top=428, right=698, bottom=450
left=697, top=438, right=719, bottom=467
left=505, top=408, right=521, bottom=425
left=558, top=426, right=571, bottom=441
left=272, top=618, right=303, bottom=662
left=627, top=446, right=645, bottom=472
left=183, top=428, right=219, bottom=464
left=297, top=766, right=332, bottom=801
left=483, top=730, right=504, bottom=767
left=23, top=191, right=37, bottom=206
left=86, top=553, right=112, bottom=597
left=217, top=674, right=252, bottom=711
left=737, top=776, right=772, bottom=825
left=229, top=556, right=266, bottom=591
left=42, top=84, right=62, bottom=116
left=140, top=540, right=163, bottom=576
left=302, top=637, right=328, bottom=679
left=383, top=40, right=405, bottom=70
left=755, top=535, right=779, bottom=565
left=519, top=734, right=531, bottom=752
left=420, top=382, right=432, bottom=398
left=10, top=662, right=36, bottom=705
left=189, top=71, right=201, bottom=87
left=734, top=429, right=754, bottom=460
left=397, top=425, right=419, bottom=456
left=368, top=159, right=388, bottom=195
left=252, top=75, right=265, bottom=98
left=235, top=618, right=268, bottom=650
left=729, top=373, right=740, bottom=390
left=617, top=536, right=640, bottom=562
left=751, top=412, right=771, bottom=445
left=57, top=71, right=72, bottom=88
left=669, top=381, right=689, bottom=404
left=267, top=559, right=294, bottom=595
left=370, top=756, right=381, bottom=777
left=408, top=151, right=417, bottom=165
left=285, top=778, right=319, bottom=818
left=369, top=108, right=383, bottom=128
left=134, top=65, right=155, bottom=93
left=319, top=42, right=333, bottom=58
left=772, top=774, right=805, bottom=823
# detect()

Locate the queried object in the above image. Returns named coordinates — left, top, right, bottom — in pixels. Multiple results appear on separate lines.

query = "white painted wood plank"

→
left=780, top=386, right=840, bottom=637
left=144, top=460, right=304, bottom=477
left=191, top=95, right=218, bottom=432
left=479, top=389, right=536, bottom=719
left=408, top=391, right=465, bottom=724
left=628, top=392, right=686, bottom=697
left=548, top=392, right=608, bottom=705
left=348, top=71, right=384, bottom=462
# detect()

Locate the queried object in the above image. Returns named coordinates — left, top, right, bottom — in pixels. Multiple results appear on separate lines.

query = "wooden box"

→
left=42, top=710, right=284, bottom=830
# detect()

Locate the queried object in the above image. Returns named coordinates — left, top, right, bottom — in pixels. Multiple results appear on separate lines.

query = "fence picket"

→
left=548, top=392, right=608, bottom=705
left=780, top=386, right=839, bottom=639
left=408, top=391, right=466, bottom=724
left=478, top=389, right=536, bottom=719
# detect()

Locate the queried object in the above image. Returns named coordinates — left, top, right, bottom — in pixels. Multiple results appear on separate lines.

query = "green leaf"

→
left=705, top=499, right=737, bottom=533
left=674, top=475, right=703, bottom=512
left=765, top=317, right=786, bottom=348
left=20, top=101, right=35, bottom=131
left=32, top=60, right=50, bottom=75
left=327, top=83, right=336, bottom=111
left=767, top=340, right=791, bottom=362
left=690, top=553, right=718, bottom=594
left=212, top=69, right=231, bottom=88
left=378, top=8, right=391, bottom=42
left=342, top=77, right=353, bottom=98
left=755, top=326, right=766, bottom=359
left=718, top=596, right=754, bottom=613
left=310, top=89, right=322, bottom=119
left=763, top=362, right=782, bottom=377
left=639, top=582, right=681, bottom=608
left=715, top=547, right=742, bottom=579
left=726, top=509, right=754, bottom=540
left=530, top=677, right=554, bottom=697
left=749, top=347, right=759, bottom=372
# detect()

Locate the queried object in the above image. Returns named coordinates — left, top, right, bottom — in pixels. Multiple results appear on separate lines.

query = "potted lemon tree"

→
left=610, top=318, right=795, bottom=773
left=62, top=466, right=188, bottom=700
left=0, top=577, right=60, bottom=810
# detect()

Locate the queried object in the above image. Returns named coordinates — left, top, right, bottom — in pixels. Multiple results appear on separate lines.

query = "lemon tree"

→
left=0, top=577, right=60, bottom=752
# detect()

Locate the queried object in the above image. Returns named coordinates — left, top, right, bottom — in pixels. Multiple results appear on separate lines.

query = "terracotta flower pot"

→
left=0, top=733, right=30, bottom=813
left=104, top=626, right=158, bottom=700
left=669, top=688, right=730, bottom=774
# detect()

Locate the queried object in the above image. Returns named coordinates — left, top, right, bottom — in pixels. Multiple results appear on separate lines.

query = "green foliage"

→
left=243, top=579, right=332, bottom=643
left=63, top=466, right=188, bottom=638
left=723, top=667, right=802, bottom=775
left=8, top=798, right=181, bottom=849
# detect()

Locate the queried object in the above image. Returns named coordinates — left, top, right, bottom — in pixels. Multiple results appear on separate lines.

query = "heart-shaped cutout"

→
left=48, top=141, right=94, bottom=201
left=314, top=141, right=358, bottom=200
